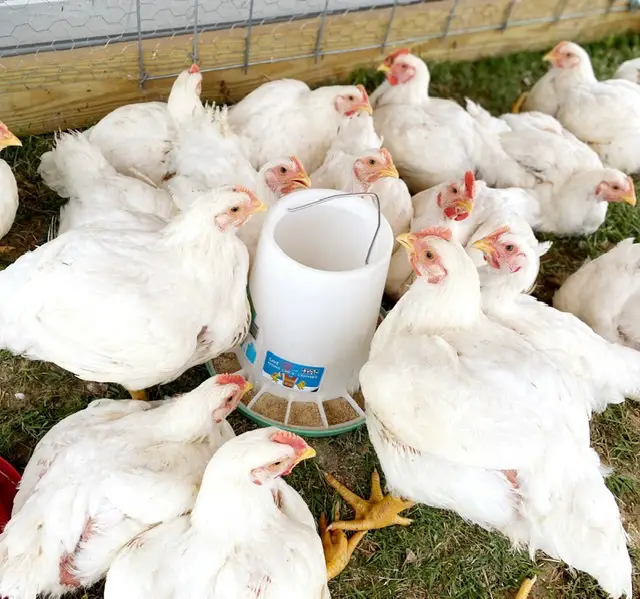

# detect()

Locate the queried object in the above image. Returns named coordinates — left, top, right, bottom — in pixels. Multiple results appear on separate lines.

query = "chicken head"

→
left=250, top=429, right=316, bottom=485
left=436, top=171, right=476, bottom=221
left=263, top=156, right=311, bottom=196
left=397, top=227, right=452, bottom=284
left=334, top=84, right=373, bottom=117
left=214, top=185, right=267, bottom=231
left=211, top=374, right=253, bottom=423
left=0, top=122, right=21, bottom=149
left=353, top=148, right=399, bottom=189
left=543, top=41, right=588, bottom=70
left=471, top=226, right=526, bottom=272
left=595, top=172, right=637, bottom=206
left=377, top=49, right=422, bottom=86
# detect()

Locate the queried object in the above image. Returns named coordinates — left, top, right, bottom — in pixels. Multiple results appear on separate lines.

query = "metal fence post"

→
left=381, top=0, right=398, bottom=52
left=192, top=0, right=200, bottom=64
left=243, top=0, right=256, bottom=74
left=441, top=0, right=460, bottom=41
left=314, top=0, right=330, bottom=64
left=135, top=0, right=147, bottom=87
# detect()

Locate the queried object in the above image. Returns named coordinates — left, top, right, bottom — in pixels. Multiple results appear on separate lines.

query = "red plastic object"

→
left=0, top=456, right=21, bottom=532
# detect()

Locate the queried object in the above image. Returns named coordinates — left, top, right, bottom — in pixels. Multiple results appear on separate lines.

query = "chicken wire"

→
left=0, top=0, right=632, bottom=86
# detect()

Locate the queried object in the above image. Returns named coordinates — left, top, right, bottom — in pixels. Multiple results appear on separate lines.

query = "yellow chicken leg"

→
left=515, top=576, right=536, bottom=599
left=129, top=389, right=148, bottom=401
left=324, top=470, right=415, bottom=532
left=319, top=505, right=367, bottom=580
left=511, top=92, right=528, bottom=114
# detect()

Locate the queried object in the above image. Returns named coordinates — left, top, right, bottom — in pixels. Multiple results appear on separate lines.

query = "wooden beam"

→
left=0, top=0, right=637, bottom=135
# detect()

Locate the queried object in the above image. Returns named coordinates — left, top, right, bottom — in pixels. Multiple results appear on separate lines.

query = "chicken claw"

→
left=129, top=389, right=148, bottom=401
left=324, top=470, right=415, bottom=532
left=319, top=505, right=367, bottom=580
left=511, top=92, right=528, bottom=114
left=514, top=576, right=536, bottom=599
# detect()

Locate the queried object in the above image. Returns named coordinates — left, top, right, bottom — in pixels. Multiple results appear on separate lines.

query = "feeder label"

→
left=262, top=351, right=325, bottom=392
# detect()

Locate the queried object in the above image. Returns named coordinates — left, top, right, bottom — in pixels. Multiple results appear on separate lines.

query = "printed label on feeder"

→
left=262, top=351, right=325, bottom=392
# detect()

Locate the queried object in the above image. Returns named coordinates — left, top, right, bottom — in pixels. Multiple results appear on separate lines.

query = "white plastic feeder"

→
left=214, top=188, right=393, bottom=436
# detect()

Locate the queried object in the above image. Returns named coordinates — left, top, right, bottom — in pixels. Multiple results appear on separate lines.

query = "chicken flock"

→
left=0, top=40, right=639, bottom=599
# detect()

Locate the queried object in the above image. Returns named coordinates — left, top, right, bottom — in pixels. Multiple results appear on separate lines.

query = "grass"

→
left=2, top=31, right=640, bottom=599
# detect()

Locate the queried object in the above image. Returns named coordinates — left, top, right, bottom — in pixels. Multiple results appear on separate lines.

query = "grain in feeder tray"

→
left=240, top=387, right=257, bottom=407
left=323, top=398, right=359, bottom=426
left=288, top=401, right=323, bottom=427
left=211, top=352, right=241, bottom=375
left=252, top=393, right=288, bottom=422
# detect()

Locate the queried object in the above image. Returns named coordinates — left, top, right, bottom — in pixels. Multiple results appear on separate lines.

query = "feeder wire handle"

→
left=286, top=192, right=382, bottom=266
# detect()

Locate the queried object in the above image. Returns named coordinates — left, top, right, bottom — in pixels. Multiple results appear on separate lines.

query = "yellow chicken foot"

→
left=324, top=470, right=415, bottom=532
left=0, top=245, right=15, bottom=254
left=514, top=576, right=536, bottom=599
left=320, top=505, right=367, bottom=580
left=511, top=92, right=528, bottom=114
left=129, top=389, right=148, bottom=401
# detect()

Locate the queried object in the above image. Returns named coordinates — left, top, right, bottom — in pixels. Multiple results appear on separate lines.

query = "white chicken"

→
left=39, top=132, right=177, bottom=236
left=227, top=80, right=373, bottom=172
left=386, top=172, right=537, bottom=299
left=0, top=186, right=264, bottom=399
left=311, top=147, right=409, bottom=237
left=466, top=99, right=637, bottom=234
left=613, top=57, right=640, bottom=84
left=534, top=41, right=640, bottom=173
left=554, top=238, right=640, bottom=350
left=0, top=122, right=22, bottom=252
left=354, top=228, right=631, bottom=598
left=40, top=65, right=204, bottom=194
left=370, top=49, right=520, bottom=193
left=467, top=214, right=640, bottom=412
left=512, top=69, right=561, bottom=117
left=104, top=427, right=329, bottom=599
left=0, top=374, right=250, bottom=599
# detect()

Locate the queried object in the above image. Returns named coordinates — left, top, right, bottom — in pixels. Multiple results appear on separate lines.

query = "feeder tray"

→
left=206, top=309, right=386, bottom=438
left=0, top=456, right=21, bottom=532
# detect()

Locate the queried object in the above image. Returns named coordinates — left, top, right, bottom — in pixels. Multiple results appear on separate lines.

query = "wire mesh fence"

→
left=0, top=0, right=633, bottom=88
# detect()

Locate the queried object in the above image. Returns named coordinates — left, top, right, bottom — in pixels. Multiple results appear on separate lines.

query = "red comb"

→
left=380, top=148, right=394, bottom=164
left=217, top=374, right=247, bottom=387
left=384, top=48, right=411, bottom=65
left=232, top=185, right=260, bottom=204
left=271, top=430, right=308, bottom=453
left=464, top=171, right=475, bottom=198
left=485, top=225, right=510, bottom=242
left=414, top=226, right=453, bottom=242
left=189, top=64, right=200, bottom=74
left=356, top=84, right=370, bottom=102
left=290, top=155, right=305, bottom=172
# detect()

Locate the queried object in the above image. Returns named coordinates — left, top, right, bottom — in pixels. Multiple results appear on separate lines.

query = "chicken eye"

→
left=347, top=95, right=354, bottom=101
left=401, top=64, right=408, bottom=69
left=279, top=166, right=287, bottom=174
left=425, top=251, right=434, bottom=260
left=451, top=186, right=459, bottom=194
left=505, top=244, right=515, bottom=252
left=225, top=394, right=235, bottom=404
left=230, top=206, right=240, bottom=213
left=271, top=459, right=285, bottom=468
left=611, top=184, right=620, bottom=191
left=368, top=159, right=376, bottom=166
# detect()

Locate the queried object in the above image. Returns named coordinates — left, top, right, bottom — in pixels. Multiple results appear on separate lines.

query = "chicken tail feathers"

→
left=517, top=443, right=632, bottom=598
left=38, top=131, right=115, bottom=199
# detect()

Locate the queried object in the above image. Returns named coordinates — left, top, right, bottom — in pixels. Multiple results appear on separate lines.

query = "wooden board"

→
left=0, top=0, right=637, bottom=135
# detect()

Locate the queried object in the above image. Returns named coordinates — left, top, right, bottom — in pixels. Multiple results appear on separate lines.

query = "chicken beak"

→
left=292, top=172, right=311, bottom=189
left=0, top=133, right=21, bottom=148
left=241, top=380, right=253, bottom=394
left=396, top=232, right=417, bottom=252
left=377, top=63, right=391, bottom=73
left=380, top=163, right=399, bottom=179
left=294, top=445, right=317, bottom=465
left=542, top=50, right=555, bottom=62
left=457, top=198, right=474, bottom=215
left=471, top=238, right=499, bottom=268
left=623, top=179, right=637, bottom=206
left=251, top=200, right=268, bottom=214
